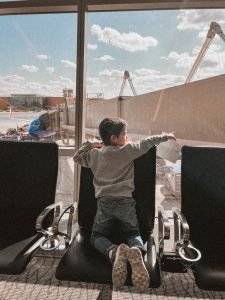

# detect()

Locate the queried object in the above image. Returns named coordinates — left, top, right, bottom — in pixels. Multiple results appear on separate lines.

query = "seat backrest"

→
left=181, top=146, right=225, bottom=254
left=0, top=141, right=58, bottom=250
left=78, top=147, right=156, bottom=243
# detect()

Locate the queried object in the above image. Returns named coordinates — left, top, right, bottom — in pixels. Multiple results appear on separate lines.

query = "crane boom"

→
left=119, top=70, right=137, bottom=97
left=185, top=22, right=225, bottom=84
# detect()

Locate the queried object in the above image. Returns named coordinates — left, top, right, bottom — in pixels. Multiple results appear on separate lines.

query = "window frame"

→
left=1, top=0, right=225, bottom=201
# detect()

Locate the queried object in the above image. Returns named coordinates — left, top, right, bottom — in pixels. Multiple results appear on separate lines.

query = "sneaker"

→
left=127, top=247, right=150, bottom=292
left=112, top=243, right=129, bottom=289
left=108, top=245, right=117, bottom=265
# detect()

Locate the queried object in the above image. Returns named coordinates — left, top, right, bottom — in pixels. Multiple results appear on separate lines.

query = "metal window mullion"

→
left=74, top=0, right=87, bottom=205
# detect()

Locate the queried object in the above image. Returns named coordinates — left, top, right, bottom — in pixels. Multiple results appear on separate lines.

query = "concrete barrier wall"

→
left=86, top=74, right=225, bottom=143
left=86, top=98, right=118, bottom=128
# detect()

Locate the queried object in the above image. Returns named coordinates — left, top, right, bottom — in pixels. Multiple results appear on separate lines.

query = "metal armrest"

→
left=36, top=201, right=63, bottom=236
left=172, top=207, right=190, bottom=245
left=36, top=202, right=74, bottom=251
left=52, top=204, right=75, bottom=247
left=172, top=207, right=201, bottom=263
left=158, top=205, right=170, bottom=257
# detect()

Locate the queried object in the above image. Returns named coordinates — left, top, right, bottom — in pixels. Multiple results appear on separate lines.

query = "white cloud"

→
left=86, top=76, right=103, bottom=95
left=88, top=43, right=98, bottom=50
left=161, top=51, right=195, bottom=68
left=194, top=46, right=225, bottom=79
left=87, top=76, right=101, bottom=86
left=91, top=24, right=158, bottom=52
left=36, top=54, right=51, bottom=60
left=61, top=60, right=76, bottom=69
left=94, top=67, right=187, bottom=98
left=58, top=76, right=74, bottom=84
left=177, top=9, right=225, bottom=31
left=46, top=67, right=55, bottom=74
left=19, top=64, right=38, bottom=73
left=95, top=55, right=115, bottom=62
left=0, top=74, right=25, bottom=95
left=173, top=10, right=225, bottom=82
left=0, top=73, right=75, bottom=97
left=134, top=68, right=160, bottom=76
left=197, top=29, right=208, bottom=41
left=97, top=69, right=131, bottom=97
left=133, top=68, right=185, bottom=93
left=161, top=43, right=225, bottom=83
left=162, top=44, right=225, bottom=71
left=99, top=69, right=124, bottom=78
left=1, top=74, right=25, bottom=83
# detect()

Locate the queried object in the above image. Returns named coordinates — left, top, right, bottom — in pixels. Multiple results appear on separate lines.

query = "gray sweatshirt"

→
left=73, top=134, right=168, bottom=199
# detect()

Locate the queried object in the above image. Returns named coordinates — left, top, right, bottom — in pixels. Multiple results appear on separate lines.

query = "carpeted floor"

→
left=0, top=255, right=225, bottom=300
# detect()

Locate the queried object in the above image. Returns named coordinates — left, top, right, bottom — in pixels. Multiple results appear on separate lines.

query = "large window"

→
left=1, top=3, right=225, bottom=210
left=87, top=10, right=225, bottom=97
left=0, top=12, right=77, bottom=206
left=0, top=13, right=76, bottom=147
left=86, top=9, right=225, bottom=211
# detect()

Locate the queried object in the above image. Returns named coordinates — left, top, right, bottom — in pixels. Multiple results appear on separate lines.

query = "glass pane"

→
left=86, top=9, right=225, bottom=213
left=0, top=13, right=76, bottom=148
left=56, top=155, right=74, bottom=206
left=0, top=13, right=77, bottom=207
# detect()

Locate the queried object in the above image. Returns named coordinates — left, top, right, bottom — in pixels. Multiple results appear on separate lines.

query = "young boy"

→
left=73, top=117, right=176, bottom=291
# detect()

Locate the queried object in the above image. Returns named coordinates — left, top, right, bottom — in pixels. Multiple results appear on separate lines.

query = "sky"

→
left=0, top=8, right=225, bottom=98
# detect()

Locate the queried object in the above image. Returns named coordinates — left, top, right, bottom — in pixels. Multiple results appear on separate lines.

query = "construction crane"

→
left=119, top=70, right=137, bottom=98
left=185, top=21, right=225, bottom=83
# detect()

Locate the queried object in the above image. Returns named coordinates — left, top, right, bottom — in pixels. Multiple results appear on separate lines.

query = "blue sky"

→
left=0, top=9, right=225, bottom=98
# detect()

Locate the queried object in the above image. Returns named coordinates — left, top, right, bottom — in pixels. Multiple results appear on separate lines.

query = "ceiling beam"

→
left=1, top=0, right=225, bottom=15
left=87, top=0, right=225, bottom=11
left=0, top=1, right=78, bottom=15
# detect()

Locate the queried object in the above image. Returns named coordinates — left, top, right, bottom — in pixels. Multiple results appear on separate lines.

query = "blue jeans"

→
left=90, top=197, right=144, bottom=257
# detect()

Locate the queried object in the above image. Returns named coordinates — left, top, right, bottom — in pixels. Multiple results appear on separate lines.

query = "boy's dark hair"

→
left=99, top=117, right=127, bottom=146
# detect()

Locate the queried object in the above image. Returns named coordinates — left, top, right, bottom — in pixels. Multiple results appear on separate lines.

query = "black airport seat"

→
left=181, top=145, right=225, bottom=290
left=56, top=147, right=161, bottom=288
left=0, top=140, right=58, bottom=274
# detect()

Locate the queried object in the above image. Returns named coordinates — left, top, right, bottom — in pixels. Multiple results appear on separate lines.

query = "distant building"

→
left=63, top=89, right=73, bottom=98
left=9, top=94, right=44, bottom=110
left=44, top=96, right=65, bottom=108
left=0, top=97, right=9, bottom=110
left=44, top=96, right=75, bottom=108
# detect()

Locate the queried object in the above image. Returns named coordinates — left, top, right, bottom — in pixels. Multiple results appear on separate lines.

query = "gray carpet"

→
left=0, top=256, right=225, bottom=300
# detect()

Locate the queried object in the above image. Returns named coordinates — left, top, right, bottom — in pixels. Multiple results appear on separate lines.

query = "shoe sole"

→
left=112, top=243, right=129, bottom=289
left=127, top=247, right=150, bottom=292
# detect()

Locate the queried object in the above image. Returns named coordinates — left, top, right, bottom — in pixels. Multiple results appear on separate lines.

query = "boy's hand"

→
left=167, top=132, right=176, bottom=141
left=92, top=141, right=104, bottom=148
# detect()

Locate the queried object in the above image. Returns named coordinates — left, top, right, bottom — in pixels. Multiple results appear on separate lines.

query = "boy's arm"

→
left=73, top=141, right=95, bottom=168
left=125, top=133, right=176, bottom=159
left=166, top=132, right=176, bottom=141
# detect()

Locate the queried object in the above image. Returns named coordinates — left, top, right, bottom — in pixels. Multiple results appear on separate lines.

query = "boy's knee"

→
left=89, top=233, right=103, bottom=248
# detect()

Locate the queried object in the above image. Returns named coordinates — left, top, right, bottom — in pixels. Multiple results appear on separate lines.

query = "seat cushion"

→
left=181, top=146, right=225, bottom=291
left=56, top=147, right=159, bottom=286
left=0, top=234, right=43, bottom=274
left=56, top=231, right=112, bottom=284
left=194, top=257, right=225, bottom=291
left=0, top=141, right=58, bottom=274
left=56, top=230, right=161, bottom=288
left=0, top=141, right=58, bottom=250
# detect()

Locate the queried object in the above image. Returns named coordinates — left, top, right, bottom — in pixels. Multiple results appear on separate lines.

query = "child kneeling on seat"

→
left=73, top=117, right=176, bottom=291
